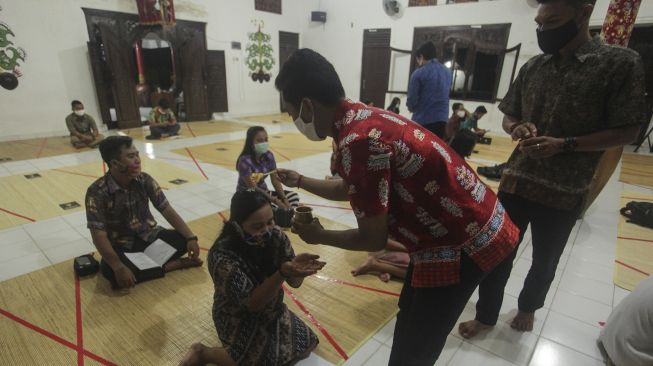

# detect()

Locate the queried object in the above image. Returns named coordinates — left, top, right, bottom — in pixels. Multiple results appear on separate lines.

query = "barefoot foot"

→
left=458, top=320, right=492, bottom=339
left=510, top=311, right=534, bottom=332
left=351, top=256, right=379, bottom=277
left=378, top=273, right=391, bottom=282
left=179, top=342, right=206, bottom=366
left=165, top=257, right=204, bottom=272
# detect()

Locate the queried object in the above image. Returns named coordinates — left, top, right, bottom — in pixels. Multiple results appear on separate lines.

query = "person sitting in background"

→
left=180, top=190, right=324, bottom=366
left=387, top=97, right=401, bottom=114
left=86, top=136, right=202, bottom=289
left=146, top=99, right=180, bottom=140
left=460, top=106, right=488, bottom=137
left=236, top=126, right=300, bottom=208
left=66, top=100, right=104, bottom=148
left=449, top=129, right=479, bottom=159
left=445, top=102, right=468, bottom=142
left=599, top=276, right=653, bottom=366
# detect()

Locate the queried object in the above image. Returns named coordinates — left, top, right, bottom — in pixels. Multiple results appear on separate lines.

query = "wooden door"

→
left=360, top=29, right=391, bottom=108
left=87, top=41, right=113, bottom=127
left=179, top=31, right=209, bottom=121
left=206, top=50, right=228, bottom=113
left=98, top=24, right=140, bottom=128
left=279, top=31, right=299, bottom=112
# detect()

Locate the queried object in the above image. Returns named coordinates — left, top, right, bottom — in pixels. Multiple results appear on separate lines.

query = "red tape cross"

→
left=312, top=274, right=400, bottom=297
left=0, top=207, right=35, bottom=222
left=282, top=285, right=349, bottom=361
left=0, top=307, right=117, bottom=366
left=75, top=276, right=84, bottom=366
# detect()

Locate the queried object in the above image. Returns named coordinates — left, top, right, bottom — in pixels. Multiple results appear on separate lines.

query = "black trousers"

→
left=100, top=229, right=188, bottom=288
left=388, top=251, right=515, bottom=366
left=475, top=192, right=580, bottom=325
left=423, top=121, right=447, bottom=140
left=150, top=124, right=181, bottom=137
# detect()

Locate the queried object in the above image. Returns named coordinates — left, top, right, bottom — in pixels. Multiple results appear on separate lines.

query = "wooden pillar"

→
left=582, top=0, right=642, bottom=214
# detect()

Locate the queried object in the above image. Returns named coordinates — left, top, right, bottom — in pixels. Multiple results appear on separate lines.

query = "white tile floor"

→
left=1, top=122, right=652, bottom=365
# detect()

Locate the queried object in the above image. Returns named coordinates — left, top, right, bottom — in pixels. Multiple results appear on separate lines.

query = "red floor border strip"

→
left=0, top=207, right=35, bottom=222
left=35, top=138, right=48, bottom=159
left=618, top=236, right=653, bottom=244
left=0, top=307, right=117, bottom=366
left=312, top=274, right=400, bottom=297
left=282, top=285, right=349, bottom=361
left=75, top=276, right=84, bottom=366
left=615, top=260, right=650, bottom=276
left=185, top=148, right=208, bottom=180
left=186, top=123, right=197, bottom=138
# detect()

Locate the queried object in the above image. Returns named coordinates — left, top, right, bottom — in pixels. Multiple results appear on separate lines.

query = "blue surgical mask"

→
left=254, top=142, right=269, bottom=155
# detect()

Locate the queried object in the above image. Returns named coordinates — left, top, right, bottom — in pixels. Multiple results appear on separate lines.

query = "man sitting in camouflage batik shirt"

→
left=459, top=0, right=647, bottom=338
left=85, top=136, right=203, bottom=289
left=65, top=100, right=104, bottom=148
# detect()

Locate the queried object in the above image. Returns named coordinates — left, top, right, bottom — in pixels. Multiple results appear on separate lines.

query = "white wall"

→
left=302, top=0, right=653, bottom=135
left=0, top=0, right=317, bottom=140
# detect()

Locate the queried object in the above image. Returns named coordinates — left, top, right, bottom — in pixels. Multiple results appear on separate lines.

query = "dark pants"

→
left=388, top=252, right=514, bottom=365
left=423, top=121, right=447, bottom=139
left=150, top=124, right=181, bottom=138
left=475, top=192, right=580, bottom=325
left=100, top=229, right=188, bottom=288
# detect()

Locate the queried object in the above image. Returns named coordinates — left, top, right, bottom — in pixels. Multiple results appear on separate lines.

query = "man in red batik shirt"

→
left=274, top=49, right=519, bottom=365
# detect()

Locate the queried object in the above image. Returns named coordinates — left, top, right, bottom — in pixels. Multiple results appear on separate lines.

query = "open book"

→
left=124, top=239, right=177, bottom=278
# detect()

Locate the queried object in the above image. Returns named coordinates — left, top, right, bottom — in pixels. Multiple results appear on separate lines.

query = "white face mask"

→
left=293, top=100, right=324, bottom=141
left=74, top=110, right=85, bottom=116
left=456, top=110, right=466, bottom=118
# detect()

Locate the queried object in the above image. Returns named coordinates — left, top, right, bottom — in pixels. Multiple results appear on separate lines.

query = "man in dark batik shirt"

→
left=460, top=0, right=646, bottom=338
left=86, top=136, right=203, bottom=289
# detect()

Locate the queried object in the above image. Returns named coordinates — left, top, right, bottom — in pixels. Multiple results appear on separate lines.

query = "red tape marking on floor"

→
left=621, top=196, right=653, bottom=202
left=615, top=260, right=650, bottom=277
left=186, top=123, right=197, bottom=138
left=185, top=148, right=208, bottom=180
left=282, top=285, right=349, bottom=361
left=218, top=212, right=228, bottom=222
left=302, top=203, right=352, bottom=211
left=0, top=207, right=35, bottom=222
left=35, top=138, right=48, bottom=159
left=618, top=236, right=653, bottom=244
left=53, top=169, right=100, bottom=179
left=75, top=276, right=84, bottom=366
left=270, top=147, right=291, bottom=161
left=0, top=307, right=117, bottom=366
left=311, top=274, right=400, bottom=297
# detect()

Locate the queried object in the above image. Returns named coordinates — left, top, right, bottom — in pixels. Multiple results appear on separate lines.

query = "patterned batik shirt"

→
left=85, top=172, right=169, bottom=248
left=333, top=100, right=519, bottom=288
left=498, top=36, right=647, bottom=210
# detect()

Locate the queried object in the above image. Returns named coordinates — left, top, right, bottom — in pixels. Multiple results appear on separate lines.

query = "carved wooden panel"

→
left=255, top=0, right=282, bottom=14
left=179, top=30, right=209, bottom=121
left=206, top=50, right=228, bottom=113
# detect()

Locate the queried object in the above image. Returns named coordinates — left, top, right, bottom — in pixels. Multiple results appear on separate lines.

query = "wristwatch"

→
left=562, top=137, right=578, bottom=152
left=185, top=235, right=198, bottom=242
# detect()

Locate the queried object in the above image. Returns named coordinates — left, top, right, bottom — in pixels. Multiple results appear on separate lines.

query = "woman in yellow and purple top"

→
left=236, top=126, right=300, bottom=209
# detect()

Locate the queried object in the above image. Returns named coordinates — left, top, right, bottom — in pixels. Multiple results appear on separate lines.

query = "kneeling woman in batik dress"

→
left=180, top=190, right=324, bottom=366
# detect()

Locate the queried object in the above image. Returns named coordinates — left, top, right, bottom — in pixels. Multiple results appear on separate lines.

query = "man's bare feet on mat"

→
left=458, top=320, right=492, bottom=339
left=510, top=311, right=534, bottom=332
left=165, top=257, right=203, bottom=272
left=351, top=256, right=378, bottom=276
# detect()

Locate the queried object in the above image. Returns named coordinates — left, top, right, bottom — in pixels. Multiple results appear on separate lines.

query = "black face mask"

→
left=536, top=18, right=579, bottom=54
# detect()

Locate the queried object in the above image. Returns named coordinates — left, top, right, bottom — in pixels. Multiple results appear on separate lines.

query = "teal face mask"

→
left=254, top=142, right=269, bottom=155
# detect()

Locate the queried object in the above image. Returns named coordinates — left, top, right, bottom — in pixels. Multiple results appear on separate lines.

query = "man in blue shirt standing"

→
left=406, top=42, right=453, bottom=139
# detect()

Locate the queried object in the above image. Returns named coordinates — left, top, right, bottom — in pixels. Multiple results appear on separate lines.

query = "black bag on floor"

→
left=620, top=201, right=653, bottom=229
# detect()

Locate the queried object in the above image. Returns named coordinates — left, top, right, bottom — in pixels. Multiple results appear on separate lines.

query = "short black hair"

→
left=450, top=129, right=478, bottom=158
left=99, top=136, right=133, bottom=165
left=158, top=98, right=170, bottom=109
left=71, top=100, right=83, bottom=109
left=536, top=0, right=596, bottom=10
left=415, top=42, right=437, bottom=60
left=275, top=48, right=345, bottom=109
left=475, top=106, right=488, bottom=114
left=452, top=103, right=463, bottom=112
